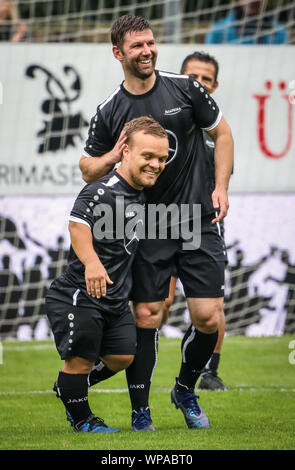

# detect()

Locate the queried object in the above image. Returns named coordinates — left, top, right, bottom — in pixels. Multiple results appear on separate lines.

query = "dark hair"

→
left=123, top=116, right=167, bottom=143
left=180, top=51, right=219, bottom=82
left=111, top=15, right=153, bottom=49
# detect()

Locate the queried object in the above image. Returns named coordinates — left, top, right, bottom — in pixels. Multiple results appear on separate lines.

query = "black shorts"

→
left=130, top=214, right=226, bottom=302
left=45, top=288, right=136, bottom=362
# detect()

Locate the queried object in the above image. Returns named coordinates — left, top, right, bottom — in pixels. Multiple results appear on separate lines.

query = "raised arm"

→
left=207, top=116, right=234, bottom=224
left=69, top=221, right=113, bottom=297
left=79, top=129, right=126, bottom=183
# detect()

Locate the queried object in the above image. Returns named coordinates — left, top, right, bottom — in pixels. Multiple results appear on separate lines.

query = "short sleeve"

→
left=69, top=183, right=112, bottom=230
left=83, top=107, right=114, bottom=157
left=188, top=76, right=222, bottom=131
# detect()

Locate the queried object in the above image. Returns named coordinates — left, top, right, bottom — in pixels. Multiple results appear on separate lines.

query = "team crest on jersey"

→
left=165, top=129, right=178, bottom=165
left=90, top=195, right=145, bottom=256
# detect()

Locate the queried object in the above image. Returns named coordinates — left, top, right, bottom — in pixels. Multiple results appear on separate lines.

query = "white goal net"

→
left=1, top=0, right=294, bottom=44
left=0, top=0, right=295, bottom=340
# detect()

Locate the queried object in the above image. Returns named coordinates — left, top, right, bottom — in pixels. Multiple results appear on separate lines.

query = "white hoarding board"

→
left=0, top=44, right=294, bottom=195
left=0, top=194, right=294, bottom=338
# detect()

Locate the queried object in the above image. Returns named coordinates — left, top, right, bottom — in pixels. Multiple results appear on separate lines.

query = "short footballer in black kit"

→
left=84, top=70, right=227, bottom=301
left=46, top=115, right=169, bottom=433
left=46, top=169, right=144, bottom=362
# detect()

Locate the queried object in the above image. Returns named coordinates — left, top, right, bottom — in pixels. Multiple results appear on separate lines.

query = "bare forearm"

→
left=208, top=117, right=234, bottom=223
left=214, top=133, right=234, bottom=190
left=79, top=153, right=116, bottom=183
left=207, top=117, right=234, bottom=191
left=80, top=129, right=127, bottom=183
left=69, top=221, right=99, bottom=266
left=69, top=221, right=113, bottom=297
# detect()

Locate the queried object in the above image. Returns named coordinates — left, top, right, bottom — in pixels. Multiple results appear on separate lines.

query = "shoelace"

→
left=88, top=416, right=107, bottom=428
left=76, top=414, right=106, bottom=431
left=179, top=392, right=202, bottom=416
left=133, top=409, right=151, bottom=429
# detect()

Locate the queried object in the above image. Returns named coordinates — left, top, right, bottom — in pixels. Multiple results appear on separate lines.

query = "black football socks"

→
left=56, top=371, right=92, bottom=425
left=125, top=327, right=159, bottom=411
left=88, top=360, right=116, bottom=387
left=176, top=326, right=218, bottom=391
left=205, top=352, right=221, bottom=375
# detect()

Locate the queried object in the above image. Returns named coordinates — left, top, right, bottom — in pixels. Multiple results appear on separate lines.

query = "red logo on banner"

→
left=253, top=81, right=293, bottom=159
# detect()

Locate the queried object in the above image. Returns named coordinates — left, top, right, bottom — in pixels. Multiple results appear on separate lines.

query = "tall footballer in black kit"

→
left=84, top=72, right=225, bottom=422
left=80, top=14, right=234, bottom=432
left=84, top=70, right=227, bottom=303
left=84, top=70, right=221, bottom=215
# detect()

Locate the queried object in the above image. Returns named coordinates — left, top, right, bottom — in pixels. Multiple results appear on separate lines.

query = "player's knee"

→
left=194, top=303, right=222, bottom=334
left=102, top=354, right=134, bottom=372
left=133, top=302, right=163, bottom=329
left=162, top=297, right=173, bottom=324
left=161, top=305, right=169, bottom=325
left=63, top=356, right=94, bottom=375
left=206, top=311, right=220, bottom=333
left=115, top=354, right=134, bottom=370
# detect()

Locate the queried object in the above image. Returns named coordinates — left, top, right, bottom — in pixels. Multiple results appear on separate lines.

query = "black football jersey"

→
left=84, top=70, right=222, bottom=216
left=202, top=130, right=216, bottom=197
left=58, top=170, right=145, bottom=307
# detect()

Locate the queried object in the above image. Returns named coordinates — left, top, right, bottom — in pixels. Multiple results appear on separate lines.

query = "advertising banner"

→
left=0, top=44, right=294, bottom=195
left=0, top=194, right=294, bottom=338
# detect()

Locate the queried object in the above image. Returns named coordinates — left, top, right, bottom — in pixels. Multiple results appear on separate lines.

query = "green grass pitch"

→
left=0, top=335, right=295, bottom=451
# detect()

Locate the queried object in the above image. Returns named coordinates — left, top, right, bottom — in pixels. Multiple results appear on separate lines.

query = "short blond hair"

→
left=123, top=116, right=167, bottom=145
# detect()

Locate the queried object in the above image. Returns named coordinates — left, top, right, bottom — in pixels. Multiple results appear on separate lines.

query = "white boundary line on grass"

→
left=1, top=386, right=295, bottom=395
left=1, top=336, right=288, bottom=352
left=0, top=389, right=130, bottom=395
left=2, top=344, right=55, bottom=351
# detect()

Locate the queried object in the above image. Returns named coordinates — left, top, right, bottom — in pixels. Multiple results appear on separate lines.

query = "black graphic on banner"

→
left=26, top=65, right=88, bottom=153
left=0, top=209, right=295, bottom=339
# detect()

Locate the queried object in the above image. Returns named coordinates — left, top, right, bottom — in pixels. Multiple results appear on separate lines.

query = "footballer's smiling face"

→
left=121, top=130, right=169, bottom=189
left=114, top=29, right=158, bottom=80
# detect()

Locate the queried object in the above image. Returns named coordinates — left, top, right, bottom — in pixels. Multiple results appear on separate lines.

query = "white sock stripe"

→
left=177, top=380, right=189, bottom=391
left=182, top=326, right=196, bottom=364
left=150, top=329, right=159, bottom=383
left=215, top=211, right=222, bottom=237
left=204, top=358, right=211, bottom=370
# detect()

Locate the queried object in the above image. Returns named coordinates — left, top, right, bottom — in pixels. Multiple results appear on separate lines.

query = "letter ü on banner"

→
left=253, top=80, right=293, bottom=159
